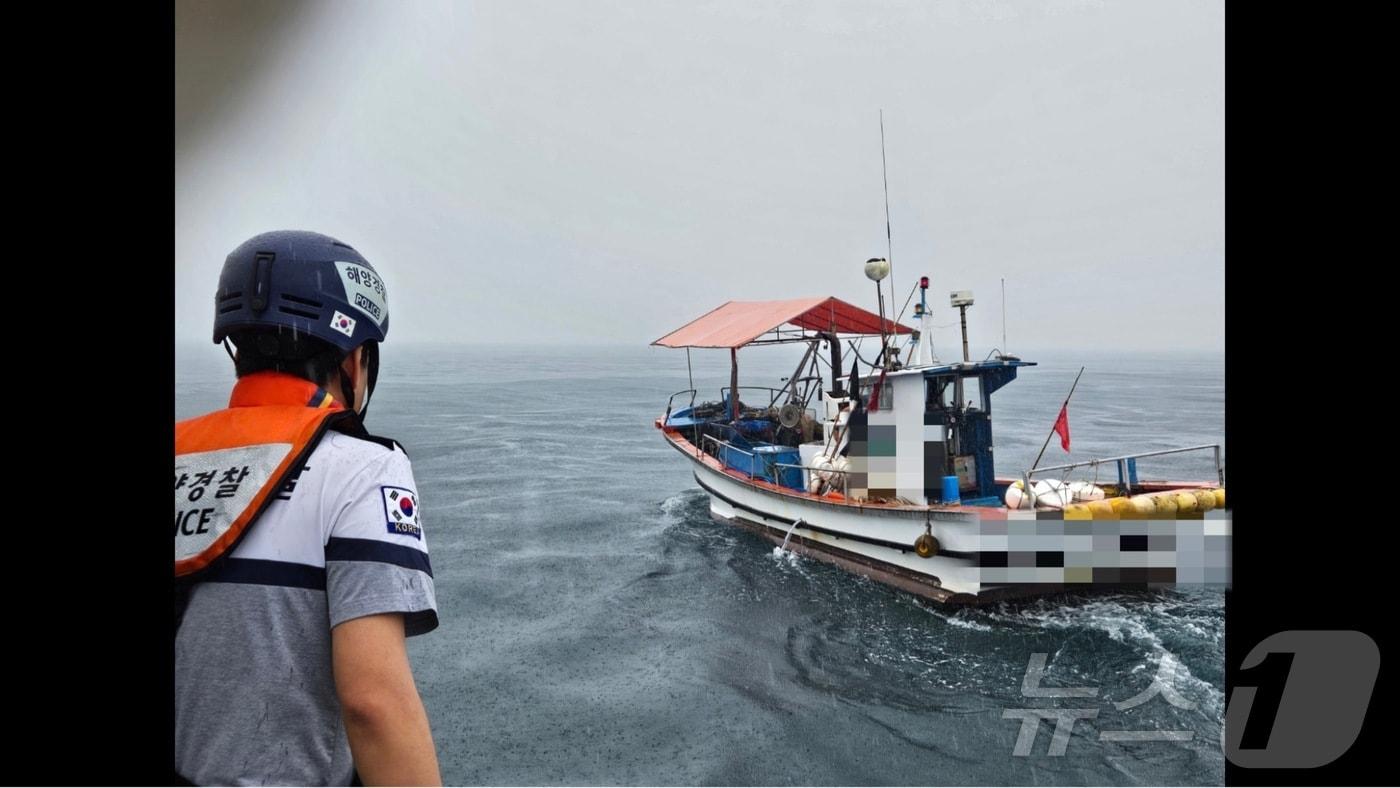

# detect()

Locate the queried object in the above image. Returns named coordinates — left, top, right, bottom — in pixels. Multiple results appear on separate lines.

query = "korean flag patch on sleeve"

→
left=382, top=486, right=423, bottom=539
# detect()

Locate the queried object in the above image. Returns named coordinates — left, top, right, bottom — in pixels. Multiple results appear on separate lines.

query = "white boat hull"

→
left=669, top=433, right=1230, bottom=604
left=693, top=463, right=984, bottom=602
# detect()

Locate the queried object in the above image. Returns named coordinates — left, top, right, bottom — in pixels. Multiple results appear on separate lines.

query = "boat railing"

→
left=698, top=433, right=851, bottom=496
left=720, top=386, right=789, bottom=411
left=663, top=389, right=697, bottom=423
left=773, top=462, right=849, bottom=498
left=700, top=433, right=758, bottom=480
left=665, top=387, right=818, bottom=427
left=1024, top=443, right=1225, bottom=496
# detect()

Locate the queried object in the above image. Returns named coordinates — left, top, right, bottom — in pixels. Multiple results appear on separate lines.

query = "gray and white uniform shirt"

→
left=175, top=431, right=438, bottom=786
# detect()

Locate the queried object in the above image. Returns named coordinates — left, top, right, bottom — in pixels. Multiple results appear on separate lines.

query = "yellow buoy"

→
left=1174, top=492, right=1199, bottom=514
left=1193, top=490, right=1216, bottom=512
left=1152, top=494, right=1179, bottom=517
left=1213, top=488, right=1226, bottom=508
left=1088, top=499, right=1118, bottom=520
left=1064, top=503, right=1092, bottom=520
left=1128, top=496, right=1157, bottom=518
left=1110, top=496, right=1137, bottom=516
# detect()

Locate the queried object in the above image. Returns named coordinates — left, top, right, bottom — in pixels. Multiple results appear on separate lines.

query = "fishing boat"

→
left=652, top=267, right=1228, bottom=604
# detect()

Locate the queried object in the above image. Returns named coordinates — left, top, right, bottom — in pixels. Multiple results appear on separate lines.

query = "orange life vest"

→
left=174, top=371, right=357, bottom=578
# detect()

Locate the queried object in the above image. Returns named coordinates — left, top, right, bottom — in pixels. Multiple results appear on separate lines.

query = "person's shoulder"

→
left=317, top=429, right=412, bottom=473
left=320, top=428, right=427, bottom=550
left=323, top=413, right=411, bottom=456
left=324, top=427, right=407, bottom=456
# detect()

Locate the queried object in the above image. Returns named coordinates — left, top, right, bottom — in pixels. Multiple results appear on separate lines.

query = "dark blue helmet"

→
left=212, top=230, right=389, bottom=352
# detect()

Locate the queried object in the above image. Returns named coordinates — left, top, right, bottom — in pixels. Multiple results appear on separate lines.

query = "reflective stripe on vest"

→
left=174, top=372, right=347, bottom=578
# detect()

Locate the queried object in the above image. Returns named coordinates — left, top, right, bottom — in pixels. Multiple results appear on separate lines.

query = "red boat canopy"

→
left=652, top=297, right=912, bottom=349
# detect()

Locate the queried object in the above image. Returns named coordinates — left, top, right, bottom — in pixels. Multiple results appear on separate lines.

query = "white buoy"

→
left=1031, top=479, right=1071, bottom=510
left=1067, top=481, right=1106, bottom=502
left=1005, top=480, right=1032, bottom=509
left=810, top=455, right=832, bottom=490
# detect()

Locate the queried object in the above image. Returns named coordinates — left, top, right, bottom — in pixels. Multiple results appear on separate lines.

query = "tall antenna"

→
left=1001, top=277, right=1007, bottom=357
left=879, top=110, right=896, bottom=368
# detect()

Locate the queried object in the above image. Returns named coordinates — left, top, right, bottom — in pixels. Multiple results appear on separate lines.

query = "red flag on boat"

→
left=1053, top=404, right=1070, bottom=452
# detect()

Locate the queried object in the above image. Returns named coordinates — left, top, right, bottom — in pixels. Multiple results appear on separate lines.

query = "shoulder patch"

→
left=382, top=486, right=422, bottom=539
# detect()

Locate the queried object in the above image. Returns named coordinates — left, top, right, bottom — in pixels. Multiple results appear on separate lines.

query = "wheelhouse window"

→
left=962, top=375, right=983, bottom=411
left=927, top=375, right=986, bottom=412
left=927, top=376, right=955, bottom=412
left=859, top=380, right=894, bottom=411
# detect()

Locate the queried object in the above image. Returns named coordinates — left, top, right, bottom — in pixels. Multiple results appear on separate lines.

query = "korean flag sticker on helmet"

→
left=331, top=310, right=357, bottom=338
left=334, top=261, right=388, bottom=327
left=382, top=486, right=422, bottom=539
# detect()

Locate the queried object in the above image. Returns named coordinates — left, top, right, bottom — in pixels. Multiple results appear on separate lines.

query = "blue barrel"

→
left=941, top=475, right=961, bottom=504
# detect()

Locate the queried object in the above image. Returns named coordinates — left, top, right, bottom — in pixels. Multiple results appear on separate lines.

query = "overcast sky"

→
left=176, top=0, right=1222, bottom=355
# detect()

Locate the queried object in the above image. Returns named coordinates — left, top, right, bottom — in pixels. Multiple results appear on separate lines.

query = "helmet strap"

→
left=338, top=359, right=358, bottom=417
left=361, top=341, right=379, bottom=420
left=337, top=344, right=380, bottom=420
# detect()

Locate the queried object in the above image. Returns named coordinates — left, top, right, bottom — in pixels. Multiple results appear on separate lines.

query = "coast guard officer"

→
left=174, top=230, right=441, bottom=785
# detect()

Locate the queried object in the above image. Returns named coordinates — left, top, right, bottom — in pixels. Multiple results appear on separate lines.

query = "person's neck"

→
left=229, top=371, right=341, bottom=409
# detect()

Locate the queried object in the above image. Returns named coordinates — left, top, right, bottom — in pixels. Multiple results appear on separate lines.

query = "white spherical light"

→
left=864, top=257, right=890, bottom=282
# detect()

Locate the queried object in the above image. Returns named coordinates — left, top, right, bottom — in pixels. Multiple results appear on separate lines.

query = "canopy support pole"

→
left=775, top=339, right=818, bottom=405
left=729, top=348, right=739, bottom=422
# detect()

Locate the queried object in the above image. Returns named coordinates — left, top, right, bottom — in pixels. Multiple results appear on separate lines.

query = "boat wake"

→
left=975, top=593, right=1226, bottom=720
